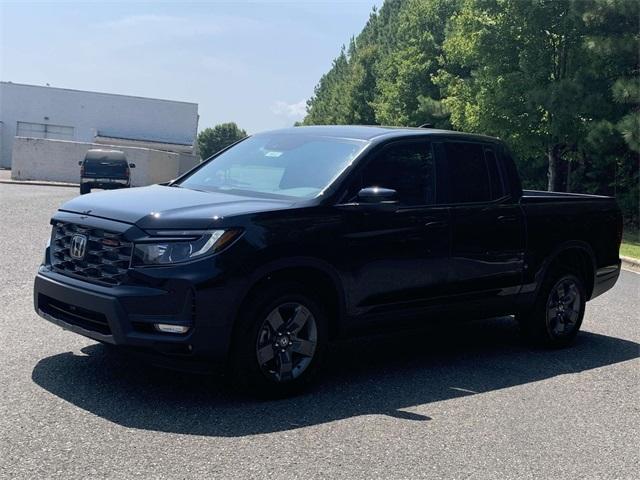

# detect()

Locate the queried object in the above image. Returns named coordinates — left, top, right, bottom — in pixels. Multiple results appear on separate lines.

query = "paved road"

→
left=1, top=183, right=638, bottom=479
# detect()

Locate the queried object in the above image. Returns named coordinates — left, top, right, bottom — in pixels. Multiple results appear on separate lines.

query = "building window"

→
left=16, top=121, right=74, bottom=140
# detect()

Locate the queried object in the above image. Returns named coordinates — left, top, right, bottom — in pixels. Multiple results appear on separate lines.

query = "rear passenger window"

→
left=484, top=148, right=506, bottom=199
left=444, top=142, right=490, bottom=203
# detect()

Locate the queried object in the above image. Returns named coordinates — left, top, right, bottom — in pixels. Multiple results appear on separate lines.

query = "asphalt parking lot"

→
left=1, top=182, right=638, bottom=479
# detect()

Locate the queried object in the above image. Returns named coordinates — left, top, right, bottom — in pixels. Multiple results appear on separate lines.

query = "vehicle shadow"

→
left=31, top=317, right=639, bottom=437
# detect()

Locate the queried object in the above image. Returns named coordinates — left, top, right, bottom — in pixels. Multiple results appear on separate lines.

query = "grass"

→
left=620, top=228, right=640, bottom=260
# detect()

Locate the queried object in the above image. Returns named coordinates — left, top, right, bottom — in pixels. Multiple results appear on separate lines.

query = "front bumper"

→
left=34, top=267, right=239, bottom=372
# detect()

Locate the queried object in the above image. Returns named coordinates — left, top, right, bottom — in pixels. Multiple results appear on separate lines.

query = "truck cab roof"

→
left=83, top=149, right=127, bottom=162
left=262, top=125, right=502, bottom=144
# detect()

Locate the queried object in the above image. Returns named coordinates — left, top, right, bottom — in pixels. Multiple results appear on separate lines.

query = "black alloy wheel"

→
left=545, top=276, right=582, bottom=339
left=255, top=302, right=318, bottom=383
left=231, top=282, right=328, bottom=397
left=519, top=270, right=586, bottom=348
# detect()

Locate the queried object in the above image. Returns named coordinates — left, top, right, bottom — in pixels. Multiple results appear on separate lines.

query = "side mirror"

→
left=335, top=187, right=399, bottom=212
left=78, top=161, right=83, bottom=166
left=358, top=187, right=398, bottom=203
left=129, top=163, right=136, bottom=168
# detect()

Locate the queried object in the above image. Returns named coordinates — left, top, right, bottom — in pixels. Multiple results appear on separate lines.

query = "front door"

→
left=338, top=140, right=451, bottom=318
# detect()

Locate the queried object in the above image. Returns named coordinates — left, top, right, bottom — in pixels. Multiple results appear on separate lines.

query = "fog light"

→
left=154, top=323, right=190, bottom=334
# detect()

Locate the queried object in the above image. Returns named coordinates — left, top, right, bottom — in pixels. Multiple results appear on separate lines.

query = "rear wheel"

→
left=231, top=282, right=328, bottom=397
left=80, top=184, right=90, bottom=195
left=519, top=270, right=586, bottom=347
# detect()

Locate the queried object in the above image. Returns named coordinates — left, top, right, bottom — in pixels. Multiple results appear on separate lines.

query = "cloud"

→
left=272, top=100, right=307, bottom=118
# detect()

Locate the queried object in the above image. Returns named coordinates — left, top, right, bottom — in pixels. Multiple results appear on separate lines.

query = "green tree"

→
left=197, top=122, right=247, bottom=160
left=579, top=0, right=639, bottom=222
left=436, top=0, right=596, bottom=191
left=304, top=1, right=408, bottom=126
left=435, top=0, right=638, bottom=222
left=304, top=48, right=353, bottom=125
left=303, top=0, right=638, bottom=224
left=373, top=0, right=457, bottom=127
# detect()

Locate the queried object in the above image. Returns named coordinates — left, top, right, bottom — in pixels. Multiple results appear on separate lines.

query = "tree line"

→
left=302, top=0, right=639, bottom=226
left=198, top=122, right=248, bottom=161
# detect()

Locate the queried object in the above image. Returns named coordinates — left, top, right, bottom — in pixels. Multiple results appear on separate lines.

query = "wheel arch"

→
left=538, top=241, right=596, bottom=300
left=233, top=257, right=347, bottom=341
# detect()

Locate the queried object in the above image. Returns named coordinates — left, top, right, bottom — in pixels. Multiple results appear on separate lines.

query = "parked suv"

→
left=79, top=149, right=135, bottom=194
left=35, top=126, right=622, bottom=396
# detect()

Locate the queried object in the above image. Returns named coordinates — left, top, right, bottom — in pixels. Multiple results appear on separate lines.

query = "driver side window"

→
left=359, top=141, right=435, bottom=206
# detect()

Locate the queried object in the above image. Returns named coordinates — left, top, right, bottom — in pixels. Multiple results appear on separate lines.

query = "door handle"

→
left=497, top=215, right=517, bottom=223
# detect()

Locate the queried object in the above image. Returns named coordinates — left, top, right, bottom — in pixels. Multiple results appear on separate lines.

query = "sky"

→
left=0, top=0, right=382, bottom=134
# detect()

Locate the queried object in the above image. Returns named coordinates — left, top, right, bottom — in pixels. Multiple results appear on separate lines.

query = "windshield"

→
left=179, top=133, right=366, bottom=198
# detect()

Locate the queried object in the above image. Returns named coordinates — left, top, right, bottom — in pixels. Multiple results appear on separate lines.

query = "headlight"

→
left=132, top=229, right=241, bottom=266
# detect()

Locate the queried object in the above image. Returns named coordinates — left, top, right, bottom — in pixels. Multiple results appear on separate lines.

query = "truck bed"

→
left=519, top=189, right=621, bottom=297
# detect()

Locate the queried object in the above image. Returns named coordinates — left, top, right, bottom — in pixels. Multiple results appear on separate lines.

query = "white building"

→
left=0, top=81, right=199, bottom=169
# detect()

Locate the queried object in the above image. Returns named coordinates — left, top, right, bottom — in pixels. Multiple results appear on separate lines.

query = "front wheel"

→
left=518, top=270, right=586, bottom=348
left=231, top=283, right=328, bottom=397
left=80, top=184, right=90, bottom=195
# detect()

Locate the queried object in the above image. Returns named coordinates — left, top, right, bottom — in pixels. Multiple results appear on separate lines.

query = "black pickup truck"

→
left=79, top=149, right=135, bottom=195
left=34, top=126, right=622, bottom=396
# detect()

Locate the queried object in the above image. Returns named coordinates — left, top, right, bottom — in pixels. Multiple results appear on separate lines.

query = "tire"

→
left=230, top=281, right=328, bottom=397
left=518, top=268, right=586, bottom=348
left=80, top=184, right=90, bottom=195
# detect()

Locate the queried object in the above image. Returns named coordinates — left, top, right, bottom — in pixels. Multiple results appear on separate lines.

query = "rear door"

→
left=443, top=141, right=525, bottom=312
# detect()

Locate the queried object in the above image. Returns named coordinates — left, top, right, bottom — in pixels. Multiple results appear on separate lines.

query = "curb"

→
left=0, top=179, right=78, bottom=188
left=621, top=255, right=640, bottom=272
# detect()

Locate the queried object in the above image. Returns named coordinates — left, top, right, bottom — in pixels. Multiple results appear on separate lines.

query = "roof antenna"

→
left=418, top=123, right=434, bottom=128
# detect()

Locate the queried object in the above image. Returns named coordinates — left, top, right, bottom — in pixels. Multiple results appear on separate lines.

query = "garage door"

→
left=16, top=121, right=74, bottom=140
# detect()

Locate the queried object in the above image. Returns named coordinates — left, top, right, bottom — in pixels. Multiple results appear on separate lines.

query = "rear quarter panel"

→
left=520, top=191, right=621, bottom=299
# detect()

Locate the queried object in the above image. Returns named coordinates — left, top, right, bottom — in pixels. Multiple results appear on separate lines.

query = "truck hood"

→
left=59, top=185, right=296, bottom=230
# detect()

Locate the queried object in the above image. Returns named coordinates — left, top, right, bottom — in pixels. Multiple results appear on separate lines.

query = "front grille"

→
left=50, top=221, right=132, bottom=286
left=39, top=294, right=111, bottom=335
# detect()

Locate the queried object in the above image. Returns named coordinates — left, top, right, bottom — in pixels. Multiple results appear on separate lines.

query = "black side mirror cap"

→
left=358, top=187, right=398, bottom=203
left=337, top=187, right=399, bottom=212
left=129, top=163, right=136, bottom=168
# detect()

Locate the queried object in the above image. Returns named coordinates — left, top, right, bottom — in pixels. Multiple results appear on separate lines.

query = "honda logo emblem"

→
left=70, top=234, right=87, bottom=260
